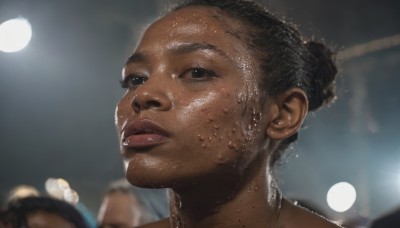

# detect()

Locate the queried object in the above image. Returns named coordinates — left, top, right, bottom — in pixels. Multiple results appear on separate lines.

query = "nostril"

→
left=146, top=100, right=161, bottom=108
left=133, top=101, right=142, bottom=111
left=132, top=99, right=162, bottom=111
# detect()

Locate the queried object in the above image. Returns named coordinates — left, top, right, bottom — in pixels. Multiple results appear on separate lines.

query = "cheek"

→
left=115, top=94, right=132, bottom=133
left=175, top=87, right=263, bottom=167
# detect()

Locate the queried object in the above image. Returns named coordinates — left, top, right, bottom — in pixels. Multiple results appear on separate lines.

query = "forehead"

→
left=138, top=6, right=248, bottom=52
left=155, top=6, right=238, bottom=32
left=27, top=210, right=74, bottom=228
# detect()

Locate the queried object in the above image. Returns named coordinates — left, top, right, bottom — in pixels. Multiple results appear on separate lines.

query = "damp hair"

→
left=172, top=0, right=338, bottom=165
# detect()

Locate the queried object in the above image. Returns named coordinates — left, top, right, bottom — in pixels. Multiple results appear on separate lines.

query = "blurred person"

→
left=114, top=0, right=341, bottom=227
left=4, top=183, right=96, bottom=227
left=0, top=196, right=88, bottom=228
left=97, top=179, right=169, bottom=228
left=6, top=185, right=40, bottom=203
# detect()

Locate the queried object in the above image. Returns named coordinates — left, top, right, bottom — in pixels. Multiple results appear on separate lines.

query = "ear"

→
left=266, top=88, right=308, bottom=140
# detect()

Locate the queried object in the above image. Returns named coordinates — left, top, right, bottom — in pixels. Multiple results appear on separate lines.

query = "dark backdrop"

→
left=1, top=0, right=399, bottom=223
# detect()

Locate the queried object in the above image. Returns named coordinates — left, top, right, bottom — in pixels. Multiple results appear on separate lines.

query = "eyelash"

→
left=119, top=66, right=219, bottom=88
left=181, top=66, right=219, bottom=80
left=119, top=74, right=148, bottom=89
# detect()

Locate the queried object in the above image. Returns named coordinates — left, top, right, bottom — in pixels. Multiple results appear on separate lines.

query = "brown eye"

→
left=120, top=74, right=148, bottom=88
left=181, top=67, right=218, bottom=80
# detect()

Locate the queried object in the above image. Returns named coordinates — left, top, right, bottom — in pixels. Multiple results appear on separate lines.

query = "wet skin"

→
left=115, top=6, right=341, bottom=228
left=115, top=6, right=269, bottom=190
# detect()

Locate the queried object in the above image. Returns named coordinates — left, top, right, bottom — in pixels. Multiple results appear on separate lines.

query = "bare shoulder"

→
left=135, top=218, right=170, bottom=228
left=279, top=200, right=342, bottom=228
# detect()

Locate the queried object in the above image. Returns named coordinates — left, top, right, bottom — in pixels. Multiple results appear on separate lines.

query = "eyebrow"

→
left=125, top=42, right=233, bottom=66
left=125, top=52, right=146, bottom=66
left=169, top=42, right=229, bottom=59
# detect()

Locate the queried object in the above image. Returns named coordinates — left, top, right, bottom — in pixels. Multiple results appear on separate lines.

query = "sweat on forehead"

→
left=152, top=6, right=247, bottom=41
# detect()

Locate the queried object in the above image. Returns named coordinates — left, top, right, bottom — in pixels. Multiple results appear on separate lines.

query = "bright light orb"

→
left=327, top=182, right=357, bottom=212
left=0, top=17, right=32, bottom=53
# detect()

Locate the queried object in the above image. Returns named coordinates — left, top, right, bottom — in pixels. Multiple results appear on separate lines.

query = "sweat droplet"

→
left=197, top=135, right=205, bottom=141
left=228, top=141, right=234, bottom=148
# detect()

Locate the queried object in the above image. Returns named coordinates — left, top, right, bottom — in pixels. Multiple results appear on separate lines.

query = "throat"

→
left=167, top=174, right=283, bottom=228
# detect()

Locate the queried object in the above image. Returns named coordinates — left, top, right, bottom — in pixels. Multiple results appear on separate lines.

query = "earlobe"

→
left=266, top=88, right=308, bottom=140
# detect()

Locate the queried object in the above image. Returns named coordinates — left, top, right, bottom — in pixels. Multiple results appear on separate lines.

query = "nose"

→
left=131, top=79, right=172, bottom=112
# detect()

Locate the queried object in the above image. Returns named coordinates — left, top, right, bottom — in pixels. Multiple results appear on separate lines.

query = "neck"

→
left=167, top=159, right=282, bottom=228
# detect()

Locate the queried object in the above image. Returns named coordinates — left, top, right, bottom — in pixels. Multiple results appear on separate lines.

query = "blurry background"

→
left=0, top=0, right=399, bottom=225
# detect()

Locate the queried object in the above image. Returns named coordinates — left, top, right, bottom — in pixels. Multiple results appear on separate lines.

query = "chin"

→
left=123, top=159, right=184, bottom=189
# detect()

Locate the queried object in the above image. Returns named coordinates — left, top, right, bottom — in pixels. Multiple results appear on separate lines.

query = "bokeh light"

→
left=0, top=17, right=32, bottom=53
left=327, top=182, right=357, bottom=212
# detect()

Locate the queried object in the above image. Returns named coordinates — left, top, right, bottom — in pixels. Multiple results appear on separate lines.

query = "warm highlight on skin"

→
left=115, top=5, right=340, bottom=228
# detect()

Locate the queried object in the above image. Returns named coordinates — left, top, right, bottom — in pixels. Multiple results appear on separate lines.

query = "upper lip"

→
left=121, top=119, right=170, bottom=141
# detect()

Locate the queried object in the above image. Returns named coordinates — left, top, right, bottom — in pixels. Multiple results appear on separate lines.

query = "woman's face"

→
left=115, top=6, right=271, bottom=188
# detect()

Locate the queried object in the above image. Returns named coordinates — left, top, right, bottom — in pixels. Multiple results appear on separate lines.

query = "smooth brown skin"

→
left=26, top=210, right=76, bottom=228
left=115, top=6, right=341, bottom=228
left=97, top=191, right=145, bottom=228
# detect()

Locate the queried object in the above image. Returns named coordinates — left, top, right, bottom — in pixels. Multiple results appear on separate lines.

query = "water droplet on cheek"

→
left=197, top=135, right=205, bottom=141
left=237, top=93, right=246, bottom=104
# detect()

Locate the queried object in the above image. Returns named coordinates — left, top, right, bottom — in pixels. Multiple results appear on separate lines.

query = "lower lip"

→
left=123, top=134, right=168, bottom=149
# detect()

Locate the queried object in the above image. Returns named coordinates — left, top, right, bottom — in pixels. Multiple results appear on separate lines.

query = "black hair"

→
left=173, top=0, right=338, bottom=164
left=0, top=196, right=88, bottom=228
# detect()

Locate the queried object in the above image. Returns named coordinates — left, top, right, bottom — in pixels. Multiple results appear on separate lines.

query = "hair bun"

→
left=305, top=41, right=338, bottom=111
